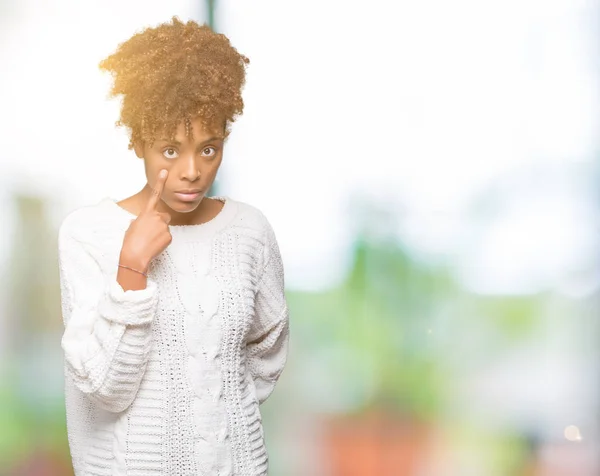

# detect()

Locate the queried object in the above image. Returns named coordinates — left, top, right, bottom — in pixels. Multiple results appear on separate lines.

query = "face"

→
left=134, top=116, right=225, bottom=218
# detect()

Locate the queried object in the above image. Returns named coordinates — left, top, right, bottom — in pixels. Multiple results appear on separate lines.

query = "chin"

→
left=167, top=196, right=203, bottom=211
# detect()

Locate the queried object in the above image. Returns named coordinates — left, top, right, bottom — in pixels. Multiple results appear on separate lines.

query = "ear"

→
left=133, top=140, right=144, bottom=159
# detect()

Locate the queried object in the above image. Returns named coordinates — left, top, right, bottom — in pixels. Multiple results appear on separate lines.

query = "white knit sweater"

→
left=57, top=195, right=290, bottom=476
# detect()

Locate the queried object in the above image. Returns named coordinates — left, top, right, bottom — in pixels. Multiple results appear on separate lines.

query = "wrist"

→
left=119, top=250, right=150, bottom=273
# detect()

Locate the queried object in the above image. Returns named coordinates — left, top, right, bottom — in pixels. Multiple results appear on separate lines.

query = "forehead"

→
left=157, top=117, right=224, bottom=143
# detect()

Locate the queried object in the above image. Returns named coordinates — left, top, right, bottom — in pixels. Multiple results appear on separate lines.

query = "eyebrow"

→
left=157, top=136, right=224, bottom=146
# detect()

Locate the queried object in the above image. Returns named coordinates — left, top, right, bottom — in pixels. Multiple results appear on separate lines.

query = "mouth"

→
left=174, top=191, right=202, bottom=202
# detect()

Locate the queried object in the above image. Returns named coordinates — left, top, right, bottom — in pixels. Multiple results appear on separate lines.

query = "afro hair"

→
left=99, top=16, right=250, bottom=149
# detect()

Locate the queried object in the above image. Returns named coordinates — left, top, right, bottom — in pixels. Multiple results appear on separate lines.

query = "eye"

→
left=201, top=146, right=217, bottom=157
left=163, top=148, right=179, bottom=159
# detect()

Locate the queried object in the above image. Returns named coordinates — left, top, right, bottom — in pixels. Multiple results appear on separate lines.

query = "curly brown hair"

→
left=99, top=16, right=250, bottom=149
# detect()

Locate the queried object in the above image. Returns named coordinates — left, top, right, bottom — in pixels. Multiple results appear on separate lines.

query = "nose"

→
left=180, top=152, right=201, bottom=180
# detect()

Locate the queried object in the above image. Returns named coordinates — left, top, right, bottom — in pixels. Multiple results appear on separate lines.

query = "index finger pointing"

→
left=146, top=169, right=168, bottom=212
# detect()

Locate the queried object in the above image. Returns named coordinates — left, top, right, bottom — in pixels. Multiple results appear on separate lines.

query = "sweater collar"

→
left=101, top=195, right=239, bottom=241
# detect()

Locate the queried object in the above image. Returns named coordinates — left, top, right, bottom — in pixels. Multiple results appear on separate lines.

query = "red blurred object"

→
left=9, top=447, right=73, bottom=476
left=322, top=409, right=432, bottom=476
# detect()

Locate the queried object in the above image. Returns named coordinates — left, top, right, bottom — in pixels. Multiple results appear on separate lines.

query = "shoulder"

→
left=228, top=197, right=276, bottom=237
left=226, top=197, right=282, bottom=261
left=58, top=197, right=126, bottom=248
left=227, top=197, right=283, bottom=266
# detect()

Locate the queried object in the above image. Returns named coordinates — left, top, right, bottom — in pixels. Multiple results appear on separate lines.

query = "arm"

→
left=58, top=220, right=159, bottom=413
left=245, top=221, right=290, bottom=405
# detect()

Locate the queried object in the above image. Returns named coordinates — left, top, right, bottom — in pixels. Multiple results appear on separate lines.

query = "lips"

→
left=174, top=191, right=202, bottom=202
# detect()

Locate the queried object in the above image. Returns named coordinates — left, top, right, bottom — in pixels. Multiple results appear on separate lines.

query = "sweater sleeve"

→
left=58, top=219, right=159, bottom=413
left=245, top=221, right=290, bottom=405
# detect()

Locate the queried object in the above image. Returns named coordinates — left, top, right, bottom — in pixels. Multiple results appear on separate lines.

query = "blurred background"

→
left=1, top=0, right=599, bottom=474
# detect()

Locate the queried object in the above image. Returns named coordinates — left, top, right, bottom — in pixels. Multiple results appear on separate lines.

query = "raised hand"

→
left=121, top=169, right=173, bottom=271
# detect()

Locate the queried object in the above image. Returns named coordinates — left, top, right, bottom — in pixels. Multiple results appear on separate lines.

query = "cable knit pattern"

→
left=57, top=195, right=290, bottom=476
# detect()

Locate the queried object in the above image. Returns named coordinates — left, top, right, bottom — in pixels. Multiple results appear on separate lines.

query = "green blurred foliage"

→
left=287, top=211, right=545, bottom=427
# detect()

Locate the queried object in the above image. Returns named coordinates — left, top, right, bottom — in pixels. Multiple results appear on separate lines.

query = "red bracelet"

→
left=118, top=263, right=148, bottom=277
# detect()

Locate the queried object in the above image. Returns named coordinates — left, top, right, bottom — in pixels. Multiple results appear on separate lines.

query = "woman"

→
left=57, top=17, right=289, bottom=476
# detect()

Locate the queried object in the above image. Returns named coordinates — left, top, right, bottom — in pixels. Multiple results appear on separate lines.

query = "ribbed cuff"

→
left=97, top=276, right=159, bottom=326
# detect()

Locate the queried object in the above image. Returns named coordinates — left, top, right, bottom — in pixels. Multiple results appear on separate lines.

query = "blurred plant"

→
left=0, top=194, right=72, bottom=474
left=338, top=231, right=453, bottom=421
left=288, top=193, right=544, bottom=423
left=287, top=195, right=456, bottom=422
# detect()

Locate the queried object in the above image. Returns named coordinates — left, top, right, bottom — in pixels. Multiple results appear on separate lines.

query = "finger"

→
left=146, top=169, right=168, bottom=213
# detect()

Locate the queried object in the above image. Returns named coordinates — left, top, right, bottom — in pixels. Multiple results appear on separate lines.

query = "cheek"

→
left=207, top=166, right=220, bottom=180
left=209, top=155, right=223, bottom=173
left=143, top=161, right=152, bottom=178
left=144, top=159, right=172, bottom=184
